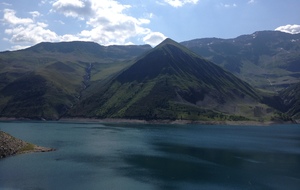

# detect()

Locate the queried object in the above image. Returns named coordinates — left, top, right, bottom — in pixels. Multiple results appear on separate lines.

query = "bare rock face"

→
left=0, top=131, right=54, bottom=158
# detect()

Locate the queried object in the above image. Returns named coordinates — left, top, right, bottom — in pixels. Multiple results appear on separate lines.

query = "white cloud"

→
left=39, top=0, right=48, bottom=6
left=275, top=24, right=300, bottom=34
left=75, top=0, right=150, bottom=45
left=5, top=23, right=58, bottom=44
left=51, top=0, right=162, bottom=45
left=160, top=0, right=199, bottom=7
left=3, top=9, right=58, bottom=47
left=220, top=3, right=237, bottom=8
left=143, top=32, right=167, bottom=47
left=3, top=9, right=33, bottom=25
left=51, top=0, right=93, bottom=19
left=29, top=11, right=41, bottom=19
left=2, top=1, right=166, bottom=50
left=248, top=0, right=255, bottom=4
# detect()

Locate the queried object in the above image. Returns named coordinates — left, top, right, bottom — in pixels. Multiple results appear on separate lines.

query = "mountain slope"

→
left=68, top=38, right=273, bottom=121
left=0, top=41, right=151, bottom=86
left=0, top=41, right=151, bottom=119
left=0, top=72, right=79, bottom=119
left=181, top=31, right=300, bottom=91
left=280, top=82, right=300, bottom=119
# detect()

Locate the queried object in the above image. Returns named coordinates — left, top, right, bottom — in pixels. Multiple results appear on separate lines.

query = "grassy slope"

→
left=0, top=42, right=151, bottom=119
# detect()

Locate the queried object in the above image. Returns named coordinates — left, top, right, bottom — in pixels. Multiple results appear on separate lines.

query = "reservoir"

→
left=0, top=122, right=300, bottom=189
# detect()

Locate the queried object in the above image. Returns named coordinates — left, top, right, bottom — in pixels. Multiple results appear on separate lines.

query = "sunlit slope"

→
left=0, top=41, right=151, bottom=119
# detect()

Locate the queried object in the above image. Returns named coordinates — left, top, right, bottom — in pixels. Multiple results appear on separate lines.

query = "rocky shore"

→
left=0, top=130, right=55, bottom=159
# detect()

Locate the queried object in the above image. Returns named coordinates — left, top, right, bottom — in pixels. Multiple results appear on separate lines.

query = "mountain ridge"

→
left=0, top=41, right=152, bottom=119
left=181, top=30, right=300, bottom=91
left=68, top=38, right=272, bottom=121
left=0, top=30, right=299, bottom=121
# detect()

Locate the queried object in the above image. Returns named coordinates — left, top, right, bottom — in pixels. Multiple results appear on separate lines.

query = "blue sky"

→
left=0, top=0, right=300, bottom=51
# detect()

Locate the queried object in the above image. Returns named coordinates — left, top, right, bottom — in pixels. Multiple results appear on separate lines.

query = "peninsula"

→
left=0, top=130, right=55, bottom=159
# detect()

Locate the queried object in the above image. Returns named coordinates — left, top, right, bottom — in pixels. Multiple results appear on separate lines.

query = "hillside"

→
left=279, top=82, right=300, bottom=119
left=181, top=31, right=300, bottom=91
left=0, top=42, right=151, bottom=119
left=68, top=38, right=275, bottom=121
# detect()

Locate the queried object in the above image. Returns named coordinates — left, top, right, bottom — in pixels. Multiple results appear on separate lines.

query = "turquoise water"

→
left=0, top=122, right=300, bottom=190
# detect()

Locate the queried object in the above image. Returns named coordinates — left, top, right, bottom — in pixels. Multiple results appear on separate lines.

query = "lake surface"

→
left=0, top=122, right=300, bottom=190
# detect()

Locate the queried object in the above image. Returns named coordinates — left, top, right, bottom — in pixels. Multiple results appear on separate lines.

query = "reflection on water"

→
left=123, top=142, right=300, bottom=189
left=0, top=122, right=300, bottom=190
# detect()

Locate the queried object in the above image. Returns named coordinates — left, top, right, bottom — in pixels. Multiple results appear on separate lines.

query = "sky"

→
left=0, top=0, right=300, bottom=51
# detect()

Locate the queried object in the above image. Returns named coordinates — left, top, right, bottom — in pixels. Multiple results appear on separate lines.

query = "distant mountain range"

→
left=181, top=31, right=300, bottom=91
left=0, top=31, right=299, bottom=121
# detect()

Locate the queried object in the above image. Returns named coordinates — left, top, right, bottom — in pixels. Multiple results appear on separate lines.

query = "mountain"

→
left=1, top=31, right=298, bottom=121
left=0, top=41, right=151, bottom=119
left=181, top=31, right=300, bottom=92
left=0, top=41, right=151, bottom=87
left=27, top=41, right=151, bottom=60
left=68, top=38, right=275, bottom=121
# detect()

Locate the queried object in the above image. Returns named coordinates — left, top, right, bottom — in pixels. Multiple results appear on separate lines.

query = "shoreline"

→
left=0, top=117, right=297, bottom=126
left=59, top=117, right=295, bottom=126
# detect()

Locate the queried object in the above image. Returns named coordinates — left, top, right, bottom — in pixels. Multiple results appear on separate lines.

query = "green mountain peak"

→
left=69, top=38, right=264, bottom=121
left=156, top=38, right=178, bottom=47
left=154, top=37, right=200, bottom=60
